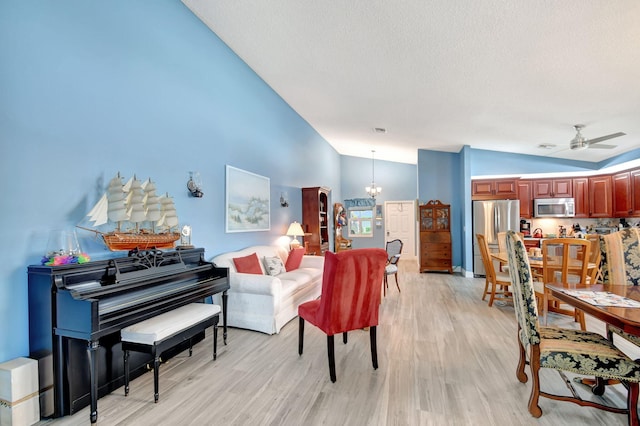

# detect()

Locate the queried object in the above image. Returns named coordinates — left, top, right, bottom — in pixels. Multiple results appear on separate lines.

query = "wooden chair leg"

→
left=343, top=332, right=347, bottom=344
left=527, top=345, right=542, bottom=418
left=327, top=335, right=336, bottom=383
left=394, top=274, right=400, bottom=292
left=576, top=309, right=586, bottom=331
left=370, top=326, right=378, bottom=370
left=298, top=317, right=304, bottom=355
left=383, top=275, right=387, bottom=297
left=627, top=381, right=639, bottom=426
left=482, top=278, right=490, bottom=301
left=488, top=280, right=497, bottom=307
left=516, top=329, right=528, bottom=384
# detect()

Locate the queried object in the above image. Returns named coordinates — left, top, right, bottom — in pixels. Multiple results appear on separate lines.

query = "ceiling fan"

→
left=570, top=124, right=625, bottom=150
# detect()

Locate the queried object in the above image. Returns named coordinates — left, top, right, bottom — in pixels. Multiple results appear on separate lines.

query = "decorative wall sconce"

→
left=187, top=172, right=203, bottom=198
left=280, top=192, right=289, bottom=207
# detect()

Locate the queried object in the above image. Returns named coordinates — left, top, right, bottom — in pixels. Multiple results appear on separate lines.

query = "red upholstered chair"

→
left=298, top=248, right=387, bottom=382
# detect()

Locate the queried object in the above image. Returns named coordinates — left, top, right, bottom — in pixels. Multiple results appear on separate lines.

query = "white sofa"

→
left=211, top=245, right=324, bottom=334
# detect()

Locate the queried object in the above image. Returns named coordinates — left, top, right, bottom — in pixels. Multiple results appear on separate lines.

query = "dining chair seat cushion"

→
left=538, top=326, right=640, bottom=382
left=385, top=264, right=398, bottom=274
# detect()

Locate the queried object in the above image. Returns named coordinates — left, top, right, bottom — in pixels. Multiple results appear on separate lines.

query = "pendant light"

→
left=365, top=150, right=381, bottom=198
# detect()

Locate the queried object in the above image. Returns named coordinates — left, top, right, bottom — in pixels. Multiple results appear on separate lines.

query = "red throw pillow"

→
left=233, top=253, right=262, bottom=274
left=285, top=247, right=305, bottom=271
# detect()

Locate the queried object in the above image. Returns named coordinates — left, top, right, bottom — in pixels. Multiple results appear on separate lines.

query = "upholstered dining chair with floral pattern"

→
left=600, top=228, right=640, bottom=347
left=504, top=230, right=640, bottom=424
left=298, top=248, right=387, bottom=383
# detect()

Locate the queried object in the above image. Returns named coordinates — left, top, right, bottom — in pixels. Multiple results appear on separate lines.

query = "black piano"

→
left=28, top=247, right=229, bottom=423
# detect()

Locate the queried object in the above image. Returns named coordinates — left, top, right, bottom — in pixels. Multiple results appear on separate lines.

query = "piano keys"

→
left=28, top=247, right=228, bottom=423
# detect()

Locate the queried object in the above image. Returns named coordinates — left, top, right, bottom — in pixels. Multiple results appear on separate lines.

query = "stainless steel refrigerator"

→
left=473, top=199, right=520, bottom=276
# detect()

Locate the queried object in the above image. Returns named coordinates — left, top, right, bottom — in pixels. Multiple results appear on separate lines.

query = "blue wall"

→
left=0, top=1, right=344, bottom=363
left=0, top=1, right=421, bottom=364
left=2, top=1, right=639, bottom=363
left=339, top=155, right=417, bottom=249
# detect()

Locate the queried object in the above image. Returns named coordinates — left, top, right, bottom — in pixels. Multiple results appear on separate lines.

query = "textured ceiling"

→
left=183, top=0, right=640, bottom=165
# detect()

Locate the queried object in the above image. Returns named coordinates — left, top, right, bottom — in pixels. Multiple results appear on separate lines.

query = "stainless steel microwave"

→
left=534, top=198, right=575, bottom=218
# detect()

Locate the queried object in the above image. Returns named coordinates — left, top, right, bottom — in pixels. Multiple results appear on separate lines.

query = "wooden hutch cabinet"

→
left=302, top=187, right=330, bottom=255
left=419, top=200, right=452, bottom=273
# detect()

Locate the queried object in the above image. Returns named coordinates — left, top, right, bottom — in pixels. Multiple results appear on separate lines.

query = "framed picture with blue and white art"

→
left=225, top=165, right=271, bottom=232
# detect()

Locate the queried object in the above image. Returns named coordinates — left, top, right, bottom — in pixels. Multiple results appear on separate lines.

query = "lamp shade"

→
left=287, top=221, right=305, bottom=237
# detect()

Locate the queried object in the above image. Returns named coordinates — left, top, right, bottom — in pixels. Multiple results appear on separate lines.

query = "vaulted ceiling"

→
left=183, top=0, right=640, bottom=165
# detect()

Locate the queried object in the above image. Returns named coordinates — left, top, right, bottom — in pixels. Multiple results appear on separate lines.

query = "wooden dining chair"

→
left=585, top=234, right=602, bottom=284
left=538, top=238, right=590, bottom=330
left=383, top=239, right=403, bottom=296
left=497, top=231, right=524, bottom=273
left=504, top=230, right=640, bottom=425
left=476, top=233, right=511, bottom=307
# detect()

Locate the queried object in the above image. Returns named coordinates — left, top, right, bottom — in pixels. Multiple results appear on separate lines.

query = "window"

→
left=348, top=208, right=374, bottom=237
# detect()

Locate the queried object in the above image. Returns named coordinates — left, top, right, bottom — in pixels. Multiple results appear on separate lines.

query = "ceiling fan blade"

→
left=587, top=143, right=617, bottom=149
left=586, top=132, right=626, bottom=144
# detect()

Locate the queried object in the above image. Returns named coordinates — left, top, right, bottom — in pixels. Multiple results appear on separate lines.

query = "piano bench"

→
left=121, top=303, right=221, bottom=403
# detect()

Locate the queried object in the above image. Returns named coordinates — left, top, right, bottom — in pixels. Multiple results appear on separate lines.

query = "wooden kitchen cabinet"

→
left=589, top=176, right=612, bottom=218
left=472, top=178, right=518, bottom=200
left=572, top=177, right=590, bottom=218
left=632, top=169, right=640, bottom=216
left=419, top=200, right=452, bottom=273
left=613, top=169, right=640, bottom=217
left=613, top=171, right=632, bottom=217
left=517, top=180, right=533, bottom=218
left=532, top=178, right=573, bottom=198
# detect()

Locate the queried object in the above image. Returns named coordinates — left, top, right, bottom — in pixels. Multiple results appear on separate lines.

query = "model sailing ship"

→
left=78, top=173, right=180, bottom=251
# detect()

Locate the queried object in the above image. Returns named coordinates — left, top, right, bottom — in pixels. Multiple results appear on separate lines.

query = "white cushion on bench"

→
left=121, top=303, right=221, bottom=346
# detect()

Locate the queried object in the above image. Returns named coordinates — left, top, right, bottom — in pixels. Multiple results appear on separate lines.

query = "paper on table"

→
left=560, top=290, right=640, bottom=308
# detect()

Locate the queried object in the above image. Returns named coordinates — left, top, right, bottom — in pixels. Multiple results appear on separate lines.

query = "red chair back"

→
left=315, top=248, right=387, bottom=336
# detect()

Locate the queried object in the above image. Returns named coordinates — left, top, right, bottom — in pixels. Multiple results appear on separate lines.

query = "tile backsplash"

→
left=525, top=217, right=640, bottom=236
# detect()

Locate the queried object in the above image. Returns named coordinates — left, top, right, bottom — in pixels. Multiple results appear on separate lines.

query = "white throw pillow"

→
left=263, top=256, right=286, bottom=276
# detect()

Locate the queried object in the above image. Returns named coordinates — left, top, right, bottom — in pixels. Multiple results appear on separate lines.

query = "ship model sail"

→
left=79, top=173, right=180, bottom=251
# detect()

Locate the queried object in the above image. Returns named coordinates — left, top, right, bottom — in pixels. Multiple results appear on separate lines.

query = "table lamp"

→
left=287, top=221, right=305, bottom=249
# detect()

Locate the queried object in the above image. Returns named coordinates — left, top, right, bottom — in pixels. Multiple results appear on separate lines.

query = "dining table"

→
left=546, top=283, right=640, bottom=338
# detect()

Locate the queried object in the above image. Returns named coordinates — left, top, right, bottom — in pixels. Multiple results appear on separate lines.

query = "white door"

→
left=384, top=200, right=417, bottom=262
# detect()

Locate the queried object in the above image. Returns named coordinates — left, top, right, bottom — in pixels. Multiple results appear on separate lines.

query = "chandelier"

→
left=365, top=150, right=381, bottom=198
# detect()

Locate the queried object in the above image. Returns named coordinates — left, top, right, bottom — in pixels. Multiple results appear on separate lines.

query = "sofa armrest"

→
left=230, top=272, right=282, bottom=296
left=299, top=255, right=324, bottom=270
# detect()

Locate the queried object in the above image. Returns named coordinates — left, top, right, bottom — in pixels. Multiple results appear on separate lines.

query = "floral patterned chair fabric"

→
left=600, top=227, right=640, bottom=285
left=600, top=228, right=640, bottom=347
left=504, top=230, right=640, bottom=423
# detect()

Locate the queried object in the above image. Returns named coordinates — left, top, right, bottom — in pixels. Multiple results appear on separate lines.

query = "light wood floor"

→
left=40, top=261, right=638, bottom=426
